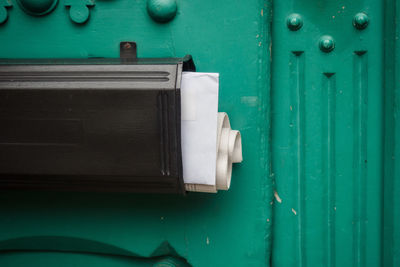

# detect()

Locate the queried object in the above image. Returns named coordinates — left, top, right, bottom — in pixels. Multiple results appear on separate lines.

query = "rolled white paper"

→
left=180, top=72, right=242, bottom=193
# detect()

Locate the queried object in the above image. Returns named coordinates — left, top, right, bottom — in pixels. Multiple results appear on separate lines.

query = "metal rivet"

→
left=0, top=7, right=6, bottom=24
left=16, top=0, right=58, bottom=16
left=353, top=12, right=369, bottom=30
left=147, top=0, right=177, bottom=23
left=0, top=2, right=11, bottom=25
left=68, top=5, right=89, bottom=24
left=287, top=13, right=303, bottom=31
left=65, top=0, right=95, bottom=24
left=319, top=35, right=335, bottom=53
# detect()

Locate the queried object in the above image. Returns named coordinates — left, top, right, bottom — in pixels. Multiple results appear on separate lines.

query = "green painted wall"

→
left=0, top=0, right=273, bottom=266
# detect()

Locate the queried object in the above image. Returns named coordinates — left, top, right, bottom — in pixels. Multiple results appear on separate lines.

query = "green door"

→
left=0, top=0, right=399, bottom=266
left=0, top=0, right=272, bottom=266
left=271, top=0, right=399, bottom=267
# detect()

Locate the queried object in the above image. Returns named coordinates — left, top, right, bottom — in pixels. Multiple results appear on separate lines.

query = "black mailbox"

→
left=0, top=51, right=195, bottom=194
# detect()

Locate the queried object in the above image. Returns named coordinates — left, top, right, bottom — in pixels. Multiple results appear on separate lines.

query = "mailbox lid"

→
left=0, top=61, right=185, bottom=193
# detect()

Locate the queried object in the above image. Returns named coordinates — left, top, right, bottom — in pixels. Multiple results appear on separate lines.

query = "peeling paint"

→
left=292, top=208, right=297, bottom=215
left=274, top=190, right=282, bottom=203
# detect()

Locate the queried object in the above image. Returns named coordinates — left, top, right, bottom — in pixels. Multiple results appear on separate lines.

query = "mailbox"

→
left=0, top=43, right=242, bottom=194
left=0, top=44, right=196, bottom=194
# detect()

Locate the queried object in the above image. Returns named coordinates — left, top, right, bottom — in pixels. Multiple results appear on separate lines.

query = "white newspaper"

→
left=180, top=72, right=219, bottom=185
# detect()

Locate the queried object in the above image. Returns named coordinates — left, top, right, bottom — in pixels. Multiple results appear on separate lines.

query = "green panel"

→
left=271, top=0, right=399, bottom=267
left=0, top=1, right=273, bottom=266
left=0, top=252, right=188, bottom=267
left=383, top=0, right=400, bottom=266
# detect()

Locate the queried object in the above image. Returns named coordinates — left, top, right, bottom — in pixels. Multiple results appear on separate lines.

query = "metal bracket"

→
left=120, top=42, right=137, bottom=60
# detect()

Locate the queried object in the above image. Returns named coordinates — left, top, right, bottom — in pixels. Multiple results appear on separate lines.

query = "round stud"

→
left=353, top=12, right=369, bottom=30
left=147, top=0, right=177, bottom=23
left=17, top=0, right=58, bottom=16
left=0, top=6, right=8, bottom=24
left=319, top=35, right=335, bottom=53
left=287, top=13, right=303, bottom=31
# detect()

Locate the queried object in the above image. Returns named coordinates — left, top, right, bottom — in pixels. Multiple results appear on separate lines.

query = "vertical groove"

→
left=158, top=93, right=166, bottom=175
left=158, top=92, right=171, bottom=176
left=290, top=51, right=305, bottom=267
left=322, top=73, right=336, bottom=267
left=383, top=0, right=397, bottom=266
left=162, top=92, right=171, bottom=176
left=353, top=51, right=368, bottom=267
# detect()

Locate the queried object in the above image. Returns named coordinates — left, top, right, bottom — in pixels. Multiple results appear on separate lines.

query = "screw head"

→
left=124, top=43, right=132, bottom=49
left=287, top=14, right=303, bottom=31
left=353, top=12, right=369, bottom=30
left=319, top=35, right=335, bottom=53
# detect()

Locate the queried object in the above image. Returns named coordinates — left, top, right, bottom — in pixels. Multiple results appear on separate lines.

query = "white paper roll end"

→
left=215, top=112, right=242, bottom=191
left=185, top=112, right=242, bottom=193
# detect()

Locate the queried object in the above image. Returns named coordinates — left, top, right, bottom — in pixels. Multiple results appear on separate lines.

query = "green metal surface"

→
left=0, top=0, right=399, bottom=266
left=0, top=252, right=189, bottom=267
left=271, top=0, right=399, bottom=266
left=383, top=0, right=400, bottom=266
left=0, top=0, right=272, bottom=266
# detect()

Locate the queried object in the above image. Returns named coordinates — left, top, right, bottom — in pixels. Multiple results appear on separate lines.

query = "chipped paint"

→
left=274, top=190, right=282, bottom=203
left=292, top=208, right=297, bottom=215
